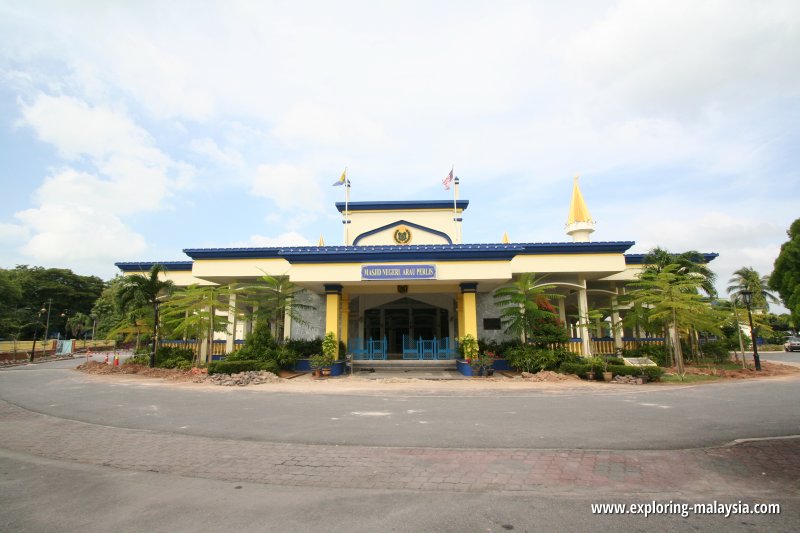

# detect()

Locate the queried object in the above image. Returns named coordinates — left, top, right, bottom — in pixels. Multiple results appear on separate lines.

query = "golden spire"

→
left=318, top=234, right=325, bottom=246
left=502, top=231, right=510, bottom=244
left=567, top=175, right=593, bottom=225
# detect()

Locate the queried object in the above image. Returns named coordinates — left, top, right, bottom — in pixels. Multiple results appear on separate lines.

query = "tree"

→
left=624, top=264, right=722, bottom=374
left=90, top=276, right=128, bottom=339
left=236, top=274, right=309, bottom=342
left=643, top=247, right=717, bottom=297
left=493, top=273, right=566, bottom=346
left=117, top=264, right=175, bottom=367
left=66, top=312, right=93, bottom=340
left=727, top=267, right=779, bottom=311
left=159, top=284, right=236, bottom=365
left=770, top=218, right=800, bottom=326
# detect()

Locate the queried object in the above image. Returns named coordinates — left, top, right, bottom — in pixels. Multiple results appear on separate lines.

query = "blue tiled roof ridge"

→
left=183, top=240, right=636, bottom=253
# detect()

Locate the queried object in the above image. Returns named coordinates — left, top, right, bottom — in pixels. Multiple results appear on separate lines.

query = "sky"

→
left=0, top=0, right=798, bottom=307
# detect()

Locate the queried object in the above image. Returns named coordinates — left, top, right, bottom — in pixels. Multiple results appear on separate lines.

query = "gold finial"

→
left=502, top=231, right=510, bottom=244
left=567, top=174, right=593, bottom=225
left=318, top=234, right=325, bottom=246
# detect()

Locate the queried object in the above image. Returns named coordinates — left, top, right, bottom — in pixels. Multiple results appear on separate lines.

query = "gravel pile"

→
left=613, top=375, right=648, bottom=385
left=520, top=370, right=581, bottom=382
left=204, top=370, right=282, bottom=386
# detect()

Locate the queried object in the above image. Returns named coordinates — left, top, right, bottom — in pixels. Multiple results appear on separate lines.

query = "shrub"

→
left=174, top=360, right=192, bottom=370
left=124, top=353, right=150, bottom=366
left=207, top=360, right=279, bottom=375
left=506, top=345, right=573, bottom=373
left=322, top=332, right=339, bottom=359
left=155, top=346, right=194, bottom=368
left=604, top=356, right=625, bottom=366
left=285, top=338, right=323, bottom=357
left=559, top=362, right=591, bottom=378
left=310, top=353, right=334, bottom=370
left=699, top=340, right=731, bottom=363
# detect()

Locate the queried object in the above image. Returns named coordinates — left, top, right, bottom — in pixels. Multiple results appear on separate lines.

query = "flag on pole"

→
left=442, top=167, right=454, bottom=190
left=333, top=168, right=347, bottom=186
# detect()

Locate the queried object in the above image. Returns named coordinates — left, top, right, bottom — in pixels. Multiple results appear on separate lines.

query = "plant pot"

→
left=586, top=371, right=596, bottom=381
left=636, top=376, right=648, bottom=385
left=321, top=368, right=331, bottom=376
left=486, top=368, right=495, bottom=377
left=602, top=371, right=613, bottom=382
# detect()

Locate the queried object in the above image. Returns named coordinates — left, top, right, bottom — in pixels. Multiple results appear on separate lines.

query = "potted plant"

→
left=459, top=334, right=480, bottom=374
left=320, top=332, right=339, bottom=376
left=470, top=352, right=494, bottom=377
left=309, top=353, right=329, bottom=377
left=586, top=356, right=603, bottom=381
left=602, top=356, right=613, bottom=382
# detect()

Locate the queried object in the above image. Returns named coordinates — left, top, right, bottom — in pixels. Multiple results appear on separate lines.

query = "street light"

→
left=29, top=307, right=45, bottom=363
left=740, top=289, right=761, bottom=371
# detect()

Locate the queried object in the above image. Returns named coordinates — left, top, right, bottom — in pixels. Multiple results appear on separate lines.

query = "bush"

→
left=699, top=340, right=731, bottom=363
left=285, top=338, right=323, bottom=357
left=559, top=362, right=591, bottom=378
left=604, top=356, right=625, bottom=366
left=207, top=360, right=279, bottom=375
left=124, top=353, right=150, bottom=366
left=506, top=345, right=578, bottom=373
left=155, top=346, right=194, bottom=368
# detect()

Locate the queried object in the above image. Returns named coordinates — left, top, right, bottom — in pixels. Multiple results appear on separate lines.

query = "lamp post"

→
left=29, top=306, right=45, bottom=363
left=60, top=310, right=70, bottom=338
left=740, top=289, right=761, bottom=371
left=42, top=298, right=52, bottom=355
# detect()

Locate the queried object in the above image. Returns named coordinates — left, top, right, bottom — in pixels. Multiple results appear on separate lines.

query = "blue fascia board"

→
left=625, top=252, right=719, bottom=264
left=181, top=241, right=636, bottom=263
left=335, top=200, right=469, bottom=213
left=115, top=261, right=193, bottom=272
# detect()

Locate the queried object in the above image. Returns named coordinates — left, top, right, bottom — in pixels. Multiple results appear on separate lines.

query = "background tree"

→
left=727, top=267, right=779, bottom=311
left=90, top=276, right=127, bottom=339
left=117, top=264, right=175, bottom=367
left=770, top=218, right=800, bottom=326
left=66, top=312, right=93, bottom=340
left=493, top=273, right=566, bottom=345
left=643, top=247, right=717, bottom=297
left=0, top=265, right=103, bottom=339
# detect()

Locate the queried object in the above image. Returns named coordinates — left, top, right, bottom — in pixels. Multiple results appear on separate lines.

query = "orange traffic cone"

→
left=113, top=354, right=119, bottom=366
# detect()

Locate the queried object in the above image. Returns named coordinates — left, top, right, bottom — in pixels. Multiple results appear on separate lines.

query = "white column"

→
left=225, top=293, right=237, bottom=353
left=611, top=294, right=623, bottom=352
left=577, top=279, right=592, bottom=356
left=283, top=306, right=292, bottom=341
left=557, top=297, right=567, bottom=331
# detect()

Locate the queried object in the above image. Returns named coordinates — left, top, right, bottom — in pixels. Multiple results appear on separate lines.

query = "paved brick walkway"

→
left=1, top=400, right=798, bottom=495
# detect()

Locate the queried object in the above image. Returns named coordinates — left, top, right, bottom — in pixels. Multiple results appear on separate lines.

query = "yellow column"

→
left=340, top=294, right=349, bottom=355
left=324, top=284, right=342, bottom=360
left=460, top=283, right=478, bottom=338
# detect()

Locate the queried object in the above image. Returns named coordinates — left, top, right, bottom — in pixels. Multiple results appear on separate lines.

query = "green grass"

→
left=661, top=374, right=722, bottom=383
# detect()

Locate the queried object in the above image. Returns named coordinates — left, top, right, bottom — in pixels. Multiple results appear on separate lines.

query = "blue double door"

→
left=363, top=298, right=450, bottom=356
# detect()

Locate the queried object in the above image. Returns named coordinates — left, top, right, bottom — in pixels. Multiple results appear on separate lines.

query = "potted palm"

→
left=602, top=356, right=613, bottom=382
left=586, top=356, right=603, bottom=381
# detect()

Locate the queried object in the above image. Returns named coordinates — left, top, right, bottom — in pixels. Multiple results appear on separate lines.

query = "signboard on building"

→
left=361, top=264, right=437, bottom=280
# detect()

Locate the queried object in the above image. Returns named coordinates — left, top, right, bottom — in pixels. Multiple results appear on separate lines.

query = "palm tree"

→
left=117, top=264, right=175, bottom=367
left=236, top=274, right=309, bottom=342
left=626, top=264, right=723, bottom=374
left=643, top=247, right=718, bottom=297
left=727, top=267, right=780, bottom=311
left=493, top=273, right=565, bottom=345
left=159, top=284, right=236, bottom=365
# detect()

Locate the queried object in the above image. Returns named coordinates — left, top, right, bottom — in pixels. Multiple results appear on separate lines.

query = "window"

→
left=483, top=318, right=501, bottom=330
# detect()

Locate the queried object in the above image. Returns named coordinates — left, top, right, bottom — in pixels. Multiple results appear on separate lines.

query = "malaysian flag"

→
left=442, top=167, right=454, bottom=190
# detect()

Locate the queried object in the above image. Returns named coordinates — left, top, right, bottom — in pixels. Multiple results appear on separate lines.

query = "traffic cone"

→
left=114, top=354, right=119, bottom=366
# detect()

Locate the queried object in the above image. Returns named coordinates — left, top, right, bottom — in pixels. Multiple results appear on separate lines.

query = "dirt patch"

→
left=521, top=370, right=582, bottom=382
left=76, top=361, right=201, bottom=382
left=677, top=361, right=800, bottom=379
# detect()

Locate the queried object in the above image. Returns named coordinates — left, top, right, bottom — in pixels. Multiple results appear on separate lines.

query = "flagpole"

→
left=345, top=176, right=350, bottom=245
left=453, top=171, right=460, bottom=244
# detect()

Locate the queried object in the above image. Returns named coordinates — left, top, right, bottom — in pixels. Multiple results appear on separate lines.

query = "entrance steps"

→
left=351, top=359, right=457, bottom=371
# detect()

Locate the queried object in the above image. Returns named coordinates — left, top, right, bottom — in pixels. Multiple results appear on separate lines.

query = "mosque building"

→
left=115, top=177, right=717, bottom=363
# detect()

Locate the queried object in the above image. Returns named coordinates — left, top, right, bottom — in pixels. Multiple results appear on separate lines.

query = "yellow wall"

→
left=510, top=253, right=626, bottom=275
left=191, top=258, right=291, bottom=280
left=346, top=208, right=463, bottom=245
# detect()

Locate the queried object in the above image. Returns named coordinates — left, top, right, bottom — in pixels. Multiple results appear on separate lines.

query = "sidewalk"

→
left=1, top=400, right=797, bottom=496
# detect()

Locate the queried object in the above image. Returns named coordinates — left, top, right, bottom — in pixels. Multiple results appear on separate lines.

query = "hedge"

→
left=559, top=362, right=663, bottom=381
left=207, top=360, right=279, bottom=375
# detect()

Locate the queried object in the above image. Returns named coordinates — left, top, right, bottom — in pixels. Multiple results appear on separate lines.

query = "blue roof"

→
left=335, top=200, right=469, bottom=213
left=625, top=253, right=718, bottom=264
left=183, top=241, right=636, bottom=263
left=115, top=261, right=194, bottom=272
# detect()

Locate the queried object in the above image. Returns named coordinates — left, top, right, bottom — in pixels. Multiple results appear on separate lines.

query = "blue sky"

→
left=0, top=0, right=798, bottom=306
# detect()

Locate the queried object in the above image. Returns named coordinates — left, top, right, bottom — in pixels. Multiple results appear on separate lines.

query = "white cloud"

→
left=250, top=163, right=324, bottom=213
left=188, top=137, right=243, bottom=167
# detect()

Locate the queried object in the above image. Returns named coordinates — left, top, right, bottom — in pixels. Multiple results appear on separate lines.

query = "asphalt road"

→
left=1, top=356, right=798, bottom=533
left=1, top=356, right=799, bottom=450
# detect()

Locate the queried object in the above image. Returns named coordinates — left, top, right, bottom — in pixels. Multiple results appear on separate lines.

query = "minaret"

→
left=565, top=175, right=595, bottom=242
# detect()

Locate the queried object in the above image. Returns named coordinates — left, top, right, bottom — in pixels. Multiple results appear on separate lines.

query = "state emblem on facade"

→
left=393, top=226, right=412, bottom=244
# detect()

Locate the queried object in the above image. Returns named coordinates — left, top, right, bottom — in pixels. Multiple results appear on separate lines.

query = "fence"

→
left=0, top=339, right=116, bottom=354
left=550, top=338, right=665, bottom=356
left=160, top=339, right=244, bottom=356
